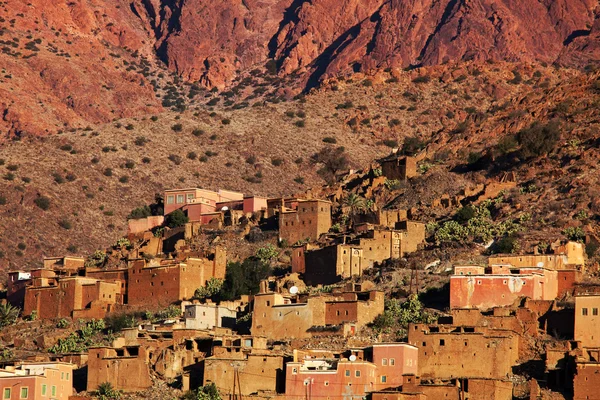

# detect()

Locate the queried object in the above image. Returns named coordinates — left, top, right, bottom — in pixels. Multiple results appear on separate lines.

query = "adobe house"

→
left=0, top=362, right=74, bottom=400
left=285, top=343, right=418, bottom=399
left=380, top=155, right=417, bottom=181
left=184, top=304, right=237, bottom=330
left=128, top=249, right=226, bottom=308
left=6, top=271, right=32, bottom=309
left=573, top=350, right=600, bottom=400
left=87, top=345, right=151, bottom=392
left=574, top=287, right=600, bottom=348
left=43, top=256, right=85, bottom=271
left=251, top=286, right=384, bottom=339
left=488, top=241, right=585, bottom=296
left=163, top=188, right=243, bottom=216
left=278, top=199, right=332, bottom=244
left=407, top=323, right=519, bottom=380
left=297, top=223, right=425, bottom=286
left=23, top=276, right=122, bottom=319
left=127, top=215, right=164, bottom=235
left=85, top=267, right=128, bottom=304
left=449, top=265, right=559, bottom=309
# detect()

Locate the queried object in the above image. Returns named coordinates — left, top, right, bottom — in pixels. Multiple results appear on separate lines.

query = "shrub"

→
left=401, top=136, right=425, bottom=156
left=271, top=158, right=284, bottom=166
left=59, top=144, right=73, bottom=151
left=125, top=124, right=134, bottom=131
left=34, top=196, right=50, bottom=210
left=336, top=101, right=354, bottom=110
left=246, top=155, right=257, bottom=165
left=0, top=195, right=5, bottom=205
left=119, top=176, right=129, bottom=183
left=103, top=168, right=113, bottom=177
left=58, top=218, right=72, bottom=230
left=94, top=382, right=122, bottom=400
left=124, top=160, right=135, bottom=169
left=495, top=135, right=518, bottom=155
left=294, top=120, right=306, bottom=128
left=171, top=123, right=183, bottom=132
left=294, top=158, right=303, bottom=164
left=134, top=136, right=148, bottom=146
left=0, top=303, right=20, bottom=328
left=383, top=139, right=398, bottom=148
left=362, top=79, right=373, bottom=87
left=150, top=115, right=159, bottom=122
left=168, top=154, right=183, bottom=165
left=3, top=173, right=14, bottom=181
left=490, top=235, right=519, bottom=254
left=516, top=120, right=561, bottom=158
left=467, top=151, right=482, bottom=165
left=294, top=176, right=305, bottom=184
left=388, top=118, right=401, bottom=127
left=6, top=164, right=18, bottom=171
left=508, top=69, right=522, bottom=84
left=454, top=206, right=476, bottom=223
left=323, top=137, right=337, bottom=144
left=209, top=134, right=217, bottom=140
left=412, top=75, right=431, bottom=84
left=296, top=110, right=306, bottom=118
left=563, top=227, right=585, bottom=242
left=311, top=146, right=349, bottom=184
left=187, top=151, right=197, bottom=160
left=221, top=118, right=231, bottom=125
left=192, top=129, right=204, bottom=137
left=166, top=209, right=188, bottom=228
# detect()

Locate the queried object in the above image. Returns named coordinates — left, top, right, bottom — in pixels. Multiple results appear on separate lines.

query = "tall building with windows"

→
left=0, top=362, right=73, bottom=400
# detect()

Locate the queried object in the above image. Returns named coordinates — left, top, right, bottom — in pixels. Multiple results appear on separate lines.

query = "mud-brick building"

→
left=278, top=199, right=332, bottom=244
left=295, top=223, right=425, bottom=285
left=574, top=287, right=600, bottom=348
left=488, top=241, right=585, bottom=296
left=23, top=276, right=122, bottom=319
left=380, top=155, right=417, bottom=181
left=407, top=323, right=519, bottom=381
left=87, top=346, right=152, bottom=392
left=251, top=286, right=384, bottom=339
left=285, top=343, right=418, bottom=400
left=184, top=304, right=237, bottom=330
left=450, top=265, right=559, bottom=309
left=128, top=249, right=226, bottom=308
left=0, top=362, right=74, bottom=400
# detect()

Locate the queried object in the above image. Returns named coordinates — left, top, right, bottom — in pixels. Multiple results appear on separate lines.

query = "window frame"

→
left=20, top=387, right=28, bottom=399
left=3, top=388, right=10, bottom=399
left=176, top=194, right=185, bottom=204
left=166, top=195, right=175, bottom=205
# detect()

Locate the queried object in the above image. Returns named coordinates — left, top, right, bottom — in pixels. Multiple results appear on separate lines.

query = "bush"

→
left=104, top=313, right=138, bottom=333
left=294, top=176, right=305, bottom=184
left=401, top=136, right=425, bottom=156
left=6, top=164, right=18, bottom=171
left=220, top=259, right=271, bottom=300
left=125, top=124, right=134, bottom=131
left=134, top=136, right=148, bottom=146
left=311, top=146, right=350, bottom=184
left=34, top=196, right=50, bottom=210
left=516, top=120, right=561, bottom=158
left=271, top=158, right=284, bottom=166
left=58, top=218, right=72, bottom=230
left=168, top=154, right=183, bottom=165
left=323, top=137, right=337, bottom=144
left=490, top=235, right=519, bottom=254
left=192, top=129, right=204, bottom=137
left=563, top=227, right=585, bottom=242
left=222, top=118, right=231, bottom=125
left=187, top=151, right=197, bottom=160
left=166, top=209, right=188, bottom=228
left=128, top=206, right=151, bottom=220
left=0, top=195, right=5, bottom=205
left=119, top=176, right=129, bottom=183
left=124, top=160, right=135, bottom=169
left=171, top=123, right=183, bottom=132
left=495, top=135, right=518, bottom=155
left=412, top=75, right=431, bottom=84
left=336, top=101, right=354, bottom=110
left=142, top=157, right=151, bottom=164
left=454, top=206, right=476, bottom=223
left=103, top=168, right=113, bottom=177
left=383, top=139, right=398, bottom=148
left=246, top=155, right=256, bottom=165
left=294, top=120, right=306, bottom=128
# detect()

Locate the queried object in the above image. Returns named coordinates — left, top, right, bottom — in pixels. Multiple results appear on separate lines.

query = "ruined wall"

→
left=202, top=354, right=283, bottom=395
left=87, top=347, right=152, bottom=392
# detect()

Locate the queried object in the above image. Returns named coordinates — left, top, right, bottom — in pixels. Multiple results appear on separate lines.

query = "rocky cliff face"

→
left=133, top=0, right=599, bottom=88
left=1, top=0, right=599, bottom=138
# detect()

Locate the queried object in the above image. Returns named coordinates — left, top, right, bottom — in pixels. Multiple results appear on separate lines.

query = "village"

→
left=0, top=154, right=598, bottom=400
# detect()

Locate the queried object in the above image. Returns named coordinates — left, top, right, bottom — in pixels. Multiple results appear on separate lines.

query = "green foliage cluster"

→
left=220, top=259, right=271, bottom=301
left=85, top=250, right=107, bottom=268
left=127, top=205, right=151, bottom=220
left=563, top=227, right=585, bottom=243
left=434, top=200, right=522, bottom=245
left=181, top=383, right=221, bottom=400
left=372, top=295, right=436, bottom=334
left=310, top=146, right=350, bottom=184
left=194, top=277, right=224, bottom=299
left=166, top=209, right=189, bottom=228
left=144, top=305, right=181, bottom=322
left=516, top=120, right=561, bottom=158
left=49, top=319, right=106, bottom=353
left=0, top=303, right=20, bottom=328
left=104, top=313, right=138, bottom=332
left=255, top=245, right=279, bottom=263
left=95, top=382, right=122, bottom=400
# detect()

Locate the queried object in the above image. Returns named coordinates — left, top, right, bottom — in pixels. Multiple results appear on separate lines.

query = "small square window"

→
left=167, top=195, right=175, bottom=205
left=176, top=194, right=184, bottom=204
left=3, top=388, right=10, bottom=399
left=390, top=358, right=395, bottom=366
left=42, top=385, right=47, bottom=395
left=20, top=387, right=28, bottom=399
left=381, top=375, right=387, bottom=383
left=355, top=370, right=361, bottom=377
left=583, top=308, right=589, bottom=316
left=440, top=339, right=445, bottom=346
left=382, top=358, right=388, bottom=366
left=324, top=381, right=329, bottom=386
left=345, top=369, right=350, bottom=377
left=594, top=308, right=598, bottom=316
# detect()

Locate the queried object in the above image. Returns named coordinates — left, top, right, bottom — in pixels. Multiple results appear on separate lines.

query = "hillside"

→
left=1, top=62, right=599, bottom=274
left=1, top=0, right=599, bottom=139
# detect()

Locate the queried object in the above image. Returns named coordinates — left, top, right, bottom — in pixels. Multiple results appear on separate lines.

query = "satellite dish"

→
left=289, top=286, right=299, bottom=295
left=537, top=262, right=544, bottom=268
left=349, top=355, right=357, bottom=362
left=221, top=206, right=229, bottom=211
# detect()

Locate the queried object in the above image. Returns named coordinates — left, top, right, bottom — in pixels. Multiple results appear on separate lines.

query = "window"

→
left=52, top=386, right=56, bottom=397
left=594, top=308, right=598, bottom=316
left=20, top=387, right=28, bottom=399
left=41, top=385, right=47, bottom=396
left=583, top=308, right=589, bottom=316
left=186, top=193, right=194, bottom=202
left=440, top=339, right=445, bottom=346
left=167, top=195, right=175, bottom=205
left=381, top=376, right=387, bottom=383
left=292, top=368, right=298, bottom=374
left=345, top=369, right=350, bottom=377
left=176, top=194, right=184, bottom=204
left=345, top=310, right=349, bottom=316
left=382, top=358, right=388, bottom=366
left=3, top=388, right=10, bottom=399
left=266, top=301, right=270, bottom=307
left=390, top=358, right=395, bottom=366
left=324, top=381, right=329, bottom=386
left=61, top=372, right=64, bottom=379
left=355, top=370, right=361, bottom=377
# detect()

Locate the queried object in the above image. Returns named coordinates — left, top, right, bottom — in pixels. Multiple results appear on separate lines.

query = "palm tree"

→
left=0, top=303, right=20, bottom=328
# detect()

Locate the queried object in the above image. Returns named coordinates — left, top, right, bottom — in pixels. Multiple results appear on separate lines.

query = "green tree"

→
left=220, top=259, right=271, bottom=300
left=195, top=277, right=224, bottom=299
left=0, top=303, right=20, bottom=328
left=255, top=245, right=279, bottom=263
left=310, top=146, right=350, bottom=184
left=516, top=120, right=561, bottom=158
left=166, top=209, right=189, bottom=228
